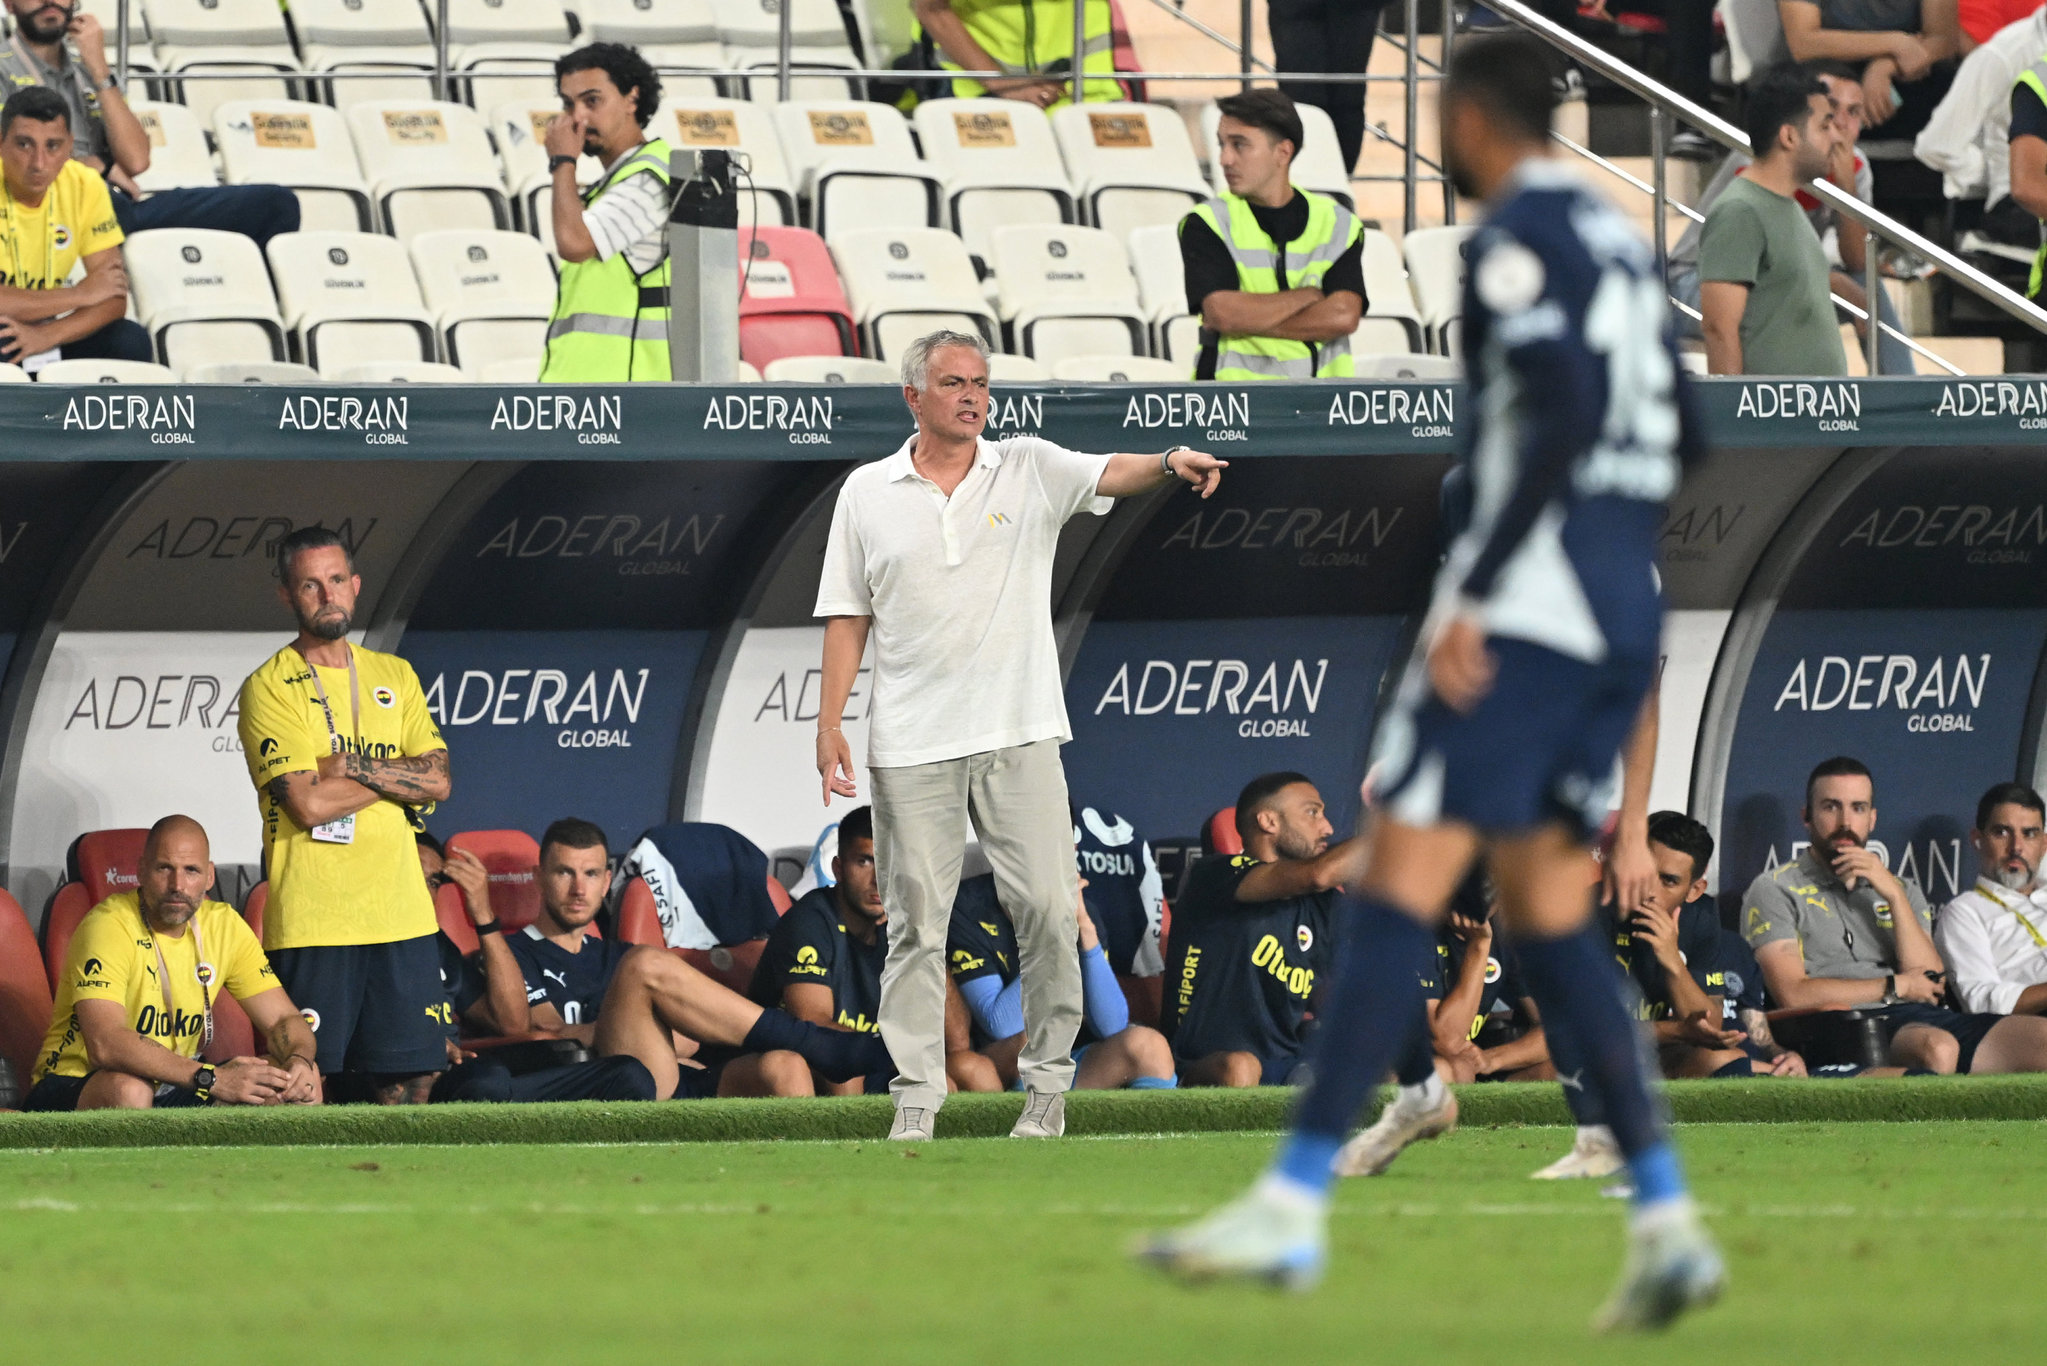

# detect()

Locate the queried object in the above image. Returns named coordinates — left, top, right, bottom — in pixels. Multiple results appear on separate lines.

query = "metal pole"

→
left=1403, top=0, right=1419, bottom=233
left=1076, top=0, right=1092, bottom=105
left=1866, top=233, right=1884, bottom=375
left=1239, top=0, right=1253, bottom=93
left=1650, top=105, right=1668, bottom=271
left=435, top=0, right=450, bottom=102
left=1440, top=0, right=1454, bottom=223
left=116, top=0, right=130, bottom=87
left=777, top=0, right=794, bottom=102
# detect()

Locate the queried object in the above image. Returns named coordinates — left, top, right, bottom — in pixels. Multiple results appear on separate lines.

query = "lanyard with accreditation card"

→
left=1976, top=879, right=2047, bottom=951
left=303, top=644, right=362, bottom=846
left=148, top=916, right=214, bottom=1056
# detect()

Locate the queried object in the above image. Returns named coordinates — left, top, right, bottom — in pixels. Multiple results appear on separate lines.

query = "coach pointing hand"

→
left=812, top=329, right=1223, bottom=1142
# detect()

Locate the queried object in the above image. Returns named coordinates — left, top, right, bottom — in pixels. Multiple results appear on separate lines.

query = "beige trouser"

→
left=870, top=739, right=1083, bottom=1112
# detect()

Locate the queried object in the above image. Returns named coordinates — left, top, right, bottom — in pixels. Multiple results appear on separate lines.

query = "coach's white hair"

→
left=901, top=329, right=991, bottom=391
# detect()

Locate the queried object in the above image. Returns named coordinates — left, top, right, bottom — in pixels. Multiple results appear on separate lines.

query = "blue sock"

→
left=1541, top=1003, right=1607, bottom=1127
left=1394, top=1007, right=1437, bottom=1087
left=1129, top=1074, right=1177, bottom=1089
left=1268, top=894, right=1437, bottom=1197
left=1513, top=923, right=1685, bottom=1208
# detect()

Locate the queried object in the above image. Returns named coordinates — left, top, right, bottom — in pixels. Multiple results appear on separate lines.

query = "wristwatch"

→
left=192, top=1064, right=216, bottom=1102
left=548, top=154, right=578, bottom=172
left=1881, top=973, right=1897, bottom=1005
left=96, top=73, right=121, bottom=93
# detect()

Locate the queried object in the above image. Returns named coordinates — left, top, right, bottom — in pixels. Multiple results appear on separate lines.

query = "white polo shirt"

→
left=815, top=433, right=1111, bottom=769
left=1937, top=878, right=2047, bottom=1015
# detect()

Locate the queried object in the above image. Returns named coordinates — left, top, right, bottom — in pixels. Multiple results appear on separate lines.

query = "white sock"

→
left=1628, top=1193, right=1697, bottom=1234
left=1255, top=1170, right=1330, bottom=1214
left=1398, top=1074, right=1448, bottom=1112
left=1578, top=1124, right=1615, bottom=1148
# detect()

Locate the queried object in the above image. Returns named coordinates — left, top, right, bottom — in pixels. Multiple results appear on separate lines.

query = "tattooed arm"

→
left=267, top=769, right=381, bottom=830
left=318, top=748, right=452, bottom=804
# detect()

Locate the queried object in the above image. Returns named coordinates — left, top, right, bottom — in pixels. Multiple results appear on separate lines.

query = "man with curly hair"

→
left=540, top=42, right=673, bottom=382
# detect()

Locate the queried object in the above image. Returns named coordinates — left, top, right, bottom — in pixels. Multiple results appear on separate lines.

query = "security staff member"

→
left=913, top=0, right=1120, bottom=109
left=2006, top=47, right=2047, bottom=296
left=237, top=526, right=452, bottom=1103
left=540, top=43, right=671, bottom=382
left=1179, top=88, right=1366, bottom=381
left=25, top=815, right=320, bottom=1111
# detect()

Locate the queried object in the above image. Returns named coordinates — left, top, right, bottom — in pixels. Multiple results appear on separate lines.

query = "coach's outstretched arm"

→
left=1095, top=447, right=1228, bottom=500
left=817, top=614, right=872, bottom=804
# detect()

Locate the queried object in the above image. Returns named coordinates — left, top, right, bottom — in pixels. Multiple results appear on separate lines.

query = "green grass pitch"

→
left=4, top=1100, right=2046, bottom=1364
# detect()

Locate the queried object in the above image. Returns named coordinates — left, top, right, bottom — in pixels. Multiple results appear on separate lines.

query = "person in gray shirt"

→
left=1699, top=67, right=1850, bottom=376
left=1742, top=755, right=2047, bottom=1074
left=1779, top=0, right=1960, bottom=138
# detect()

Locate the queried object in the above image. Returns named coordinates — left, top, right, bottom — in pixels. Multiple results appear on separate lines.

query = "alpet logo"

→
left=1773, top=652, right=1989, bottom=733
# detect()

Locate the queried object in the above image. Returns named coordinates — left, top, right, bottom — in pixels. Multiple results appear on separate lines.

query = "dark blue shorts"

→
left=1372, top=637, right=1656, bottom=837
left=431, top=1055, right=658, bottom=1103
left=1875, top=1002, right=2003, bottom=1074
left=22, top=1073, right=206, bottom=1111
left=271, top=934, right=450, bottom=1077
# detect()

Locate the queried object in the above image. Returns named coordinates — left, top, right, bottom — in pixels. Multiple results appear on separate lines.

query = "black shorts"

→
left=271, top=934, right=449, bottom=1076
left=1172, top=1048, right=1304, bottom=1086
left=22, top=1073, right=206, bottom=1111
left=430, top=1055, right=658, bottom=1103
left=1876, top=1002, right=2003, bottom=1074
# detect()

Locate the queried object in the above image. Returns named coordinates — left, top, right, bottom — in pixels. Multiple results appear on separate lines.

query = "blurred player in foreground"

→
left=1140, top=33, right=1723, bottom=1332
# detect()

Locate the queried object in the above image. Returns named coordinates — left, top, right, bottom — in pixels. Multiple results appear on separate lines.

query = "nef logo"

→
left=1094, top=657, right=1328, bottom=738
left=1048, top=240, right=1068, bottom=259
left=1840, top=503, right=2047, bottom=567
left=1773, top=652, right=1989, bottom=733
left=329, top=247, right=349, bottom=266
left=423, top=666, right=651, bottom=750
left=1735, top=381, right=1861, bottom=432
left=888, top=241, right=908, bottom=260
left=467, top=245, right=488, bottom=263
left=1160, top=505, right=1403, bottom=570
left=181, top=245, right=201, bottom=264
left=1122, top=389, right=1249, bottom=442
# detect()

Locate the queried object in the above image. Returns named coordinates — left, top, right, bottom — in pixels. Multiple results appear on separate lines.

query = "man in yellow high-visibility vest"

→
left=540, top=43, right=672, bottom=382
left=913, top=0, right=1121, bottom=110
left=1177, top=89, right=1365, bottom=381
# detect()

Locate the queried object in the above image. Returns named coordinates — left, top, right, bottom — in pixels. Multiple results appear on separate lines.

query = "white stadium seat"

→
left=491, top=100, right=603, bottom=245
left=477, top=356, right=545, bottom=382
left=122, top=229, right=288, bottom=371
left=737, top=359, right=763, bottom=381
left=761, top=355, right=897, bottom=382
left=1402, top=225, right=1473, bottom=356
left=714, top=0, right=861, bottom=97
left=127, top=101, right=217, bottom=193
left=293, top=0, right=438, bottom=108
left=442, top=0, right=574, bottom=106
left=1048, top=354, right=1188, bottom=382
left=265, top=231, right=437, bottom=373
left=184, top=360, right=324, bottom=383
left=1354, top=352, right=1461, bottom=380
left=654, top=98, right=797, bottom=231
left=345, top=100, right=513, bottom=240
left=729, top=52, right=864, bottom=102
left=1199, top=99, right=1356, bottom=208
left=159, top=54, right=301, bottom=130
left=34, top=360, right=181, bottom=384
left=580, top=0, right=726, bottom=97
left=329, top=361, right=472, bottom=382
left=987, top=224, right=1145, bottom=361
left=214, top=100, right=374, bottom=233
left=770, top=100, right=940, bottom=238
left=1358, top=227, right=1426, bottom=354
left=1049, top=101, right=1209, bottom=242
left=408, top=229, right=557, bottom=372
left=828, top=227, right=996, bottom=361
left=987, top=352, right=1047, bottom=381
left=912, top=98, right=1076, bottom=267
left=0, top=363, right=30, bottom=383
left=143, top=0, right=286, bottom=46
left=1126, top=222, right=1197, bottom=361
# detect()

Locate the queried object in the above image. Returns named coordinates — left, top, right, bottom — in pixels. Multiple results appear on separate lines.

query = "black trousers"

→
left=1268, top=0, right=1395, bottom=173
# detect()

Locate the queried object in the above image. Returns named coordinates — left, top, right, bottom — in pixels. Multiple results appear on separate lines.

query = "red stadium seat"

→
left=678, top=941, right=765, bottom=998
left=204, top=985, right=258, bottom=1064
left=39, top=827, right=153, bottom=992
left=1204, top=808, right=1243, bottom=857
left=738, top=226, right=857, bottom=371
left=242, top=882, right=269, bottom=941
left=766, top=874, right=793, bottom=915
left=434, top=882, right=480, bottom=957
left=615, top=876, right=664, bottom=947
left=39, top=882, right=93, bottom=995
left=445, top=829, right=542, bottom=931
left=0, top=888, right=54, bottom=1097
left=1118, top=974, right=1161, bottom=1030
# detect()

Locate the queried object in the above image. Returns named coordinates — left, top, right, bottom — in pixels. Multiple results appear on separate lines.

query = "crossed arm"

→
left=267, top=749, right=450, bottom=829
left=1200, top=287, right=1362, bottom=342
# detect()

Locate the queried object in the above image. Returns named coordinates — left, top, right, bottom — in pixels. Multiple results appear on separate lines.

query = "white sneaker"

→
left=1136, top=1178, right=1327, bottom=1290
left=889, top=1105, right=934, bottom=1142
left=1531, top=1126, right=1624, bottom=1180
left=1594, top=1202, right=1726, bottom=1333
left=1010, top=1090, right=1066, bottom=1138
left=1333, top=1088, right=1458, bottom=1177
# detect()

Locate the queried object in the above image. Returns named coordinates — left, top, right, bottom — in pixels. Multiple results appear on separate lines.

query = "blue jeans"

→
left=1670, top=260, right=1914, bottom=376
left=109, top=182, right=300, bottom=249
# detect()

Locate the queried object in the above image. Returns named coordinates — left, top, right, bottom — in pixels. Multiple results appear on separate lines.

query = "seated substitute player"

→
left=1416, top=874, right=1549, bottom=1084
left=417, top=832, right=657, bottom=1104
left=1163, top=772, right=1363, bottom=1088
left=1607, top=812, right=1751, bottom=1080
left=1146, top=35, right=1723, bottom=1330
left=948, top=872, right=1177, bottom=1090
left=25, top=815, right=320, bottom=1111
left=476, top=817, right=888, bottom=1099
left=752, top=806, right=994, bottom=1095
left=1745, top=757, right=2047, bottom=1075
left=1937, top=782, right=2047, bottom=1018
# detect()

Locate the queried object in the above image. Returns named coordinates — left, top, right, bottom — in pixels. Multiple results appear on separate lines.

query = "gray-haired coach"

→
left=812, top=329, right=1227, bottom=1142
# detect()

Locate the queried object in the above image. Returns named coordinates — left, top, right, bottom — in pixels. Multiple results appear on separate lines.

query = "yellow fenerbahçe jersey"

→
left=237, top=643, right=443, bottom=950
left=0, top=160, right=123, bottom=291
left=34, top=893, right=274, bottom=1083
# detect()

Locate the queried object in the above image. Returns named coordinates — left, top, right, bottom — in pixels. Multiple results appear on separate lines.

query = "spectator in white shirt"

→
left=1938, top=782, right=2047, bottom=1016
